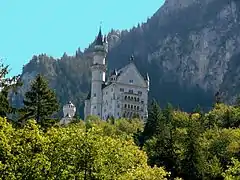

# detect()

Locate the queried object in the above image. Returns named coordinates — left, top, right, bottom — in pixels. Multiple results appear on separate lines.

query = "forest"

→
left=0, top=63, right=239, bottom=179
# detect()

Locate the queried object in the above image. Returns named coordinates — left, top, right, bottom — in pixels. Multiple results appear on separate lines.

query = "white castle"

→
left=84, top=27, right=149, bottom=121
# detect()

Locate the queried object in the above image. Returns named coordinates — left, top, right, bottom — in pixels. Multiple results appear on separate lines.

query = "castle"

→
left=84, top=28, right=149, bottom=121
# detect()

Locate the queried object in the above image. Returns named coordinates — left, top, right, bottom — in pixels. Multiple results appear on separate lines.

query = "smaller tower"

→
left=60, top=101, right=76, bottom=125
left=63, top=101, right=76, bottom=118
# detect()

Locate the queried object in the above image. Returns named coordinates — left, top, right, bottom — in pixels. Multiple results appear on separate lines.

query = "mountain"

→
left=10, top=0, right=240, bottom=118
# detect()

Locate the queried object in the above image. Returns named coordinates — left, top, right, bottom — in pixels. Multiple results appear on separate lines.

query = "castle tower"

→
left=60, top=101, right=76, bottom=125
left=90, top=27, right=108, bottom=117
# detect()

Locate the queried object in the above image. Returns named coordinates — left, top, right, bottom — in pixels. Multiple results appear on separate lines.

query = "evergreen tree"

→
left=143, top=100, right=162, bottom=139
left=20, top=74, right=59, bottom=126
left=0, top=61, right=22, bottom=117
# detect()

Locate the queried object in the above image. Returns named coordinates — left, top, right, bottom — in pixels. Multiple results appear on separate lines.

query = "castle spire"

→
left=96, top=26, right=103, bottom=46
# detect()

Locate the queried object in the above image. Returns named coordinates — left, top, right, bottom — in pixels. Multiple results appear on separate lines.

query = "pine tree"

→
left=0, top=60, right=22, bottom=117
left=143, top=100, right=162, bottom=139
left=20, top=74, right=59, bottom=126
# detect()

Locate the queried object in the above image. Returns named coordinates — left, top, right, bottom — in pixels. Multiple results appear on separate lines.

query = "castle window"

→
left=137, top=98, right=140, bottom=102
left=134, top=106, right=136, bottom=110
left=131, top=97, right=133, bottom=100
left=129, top=80, right=133, bottom=84
left=134, top=97, right=137, bottom=101
left=120, top=88, right=124, bottom=92
left=125, top=96, right=127, bottom=100
left=94, top=106, right=96, bottom=109
left=128, top=104, right=130, bottom=108
left=131, top=105, right=133, bottom=109
left=124, top=104, right=127, bottom=108
left=138, top=91, right=142, bottom=95
left=141, top=100, right=144, bottom=104
left=137, top=106, right=139, bottom=110
left=129, top=90, right=133, bottom=94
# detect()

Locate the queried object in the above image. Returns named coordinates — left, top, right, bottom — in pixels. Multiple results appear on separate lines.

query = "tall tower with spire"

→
left=90, top=27, right=108, bottom=117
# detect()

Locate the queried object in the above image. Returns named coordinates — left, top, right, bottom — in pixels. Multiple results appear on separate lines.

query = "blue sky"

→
left=0, top=0, right=165, bottom=76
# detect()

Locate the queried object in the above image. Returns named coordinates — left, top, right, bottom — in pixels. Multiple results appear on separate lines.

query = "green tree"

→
left=20, top=74, right=59, bottom=127
left=0, top=117, right=169, bottom=179
left=0, top=61, right=22, bottom=117
left=143, top=100, right=162, bottom=139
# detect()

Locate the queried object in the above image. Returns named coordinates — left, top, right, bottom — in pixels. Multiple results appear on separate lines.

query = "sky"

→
left=0, top=0, right=165, bottom=76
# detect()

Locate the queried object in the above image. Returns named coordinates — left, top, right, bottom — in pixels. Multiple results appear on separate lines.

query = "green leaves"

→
left=0, top=117, right=168, bottom=179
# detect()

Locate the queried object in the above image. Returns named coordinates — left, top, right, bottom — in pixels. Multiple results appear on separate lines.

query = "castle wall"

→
left=102, top=82, right=148, bottom=121
left=84, top=99, right=91, bottom=120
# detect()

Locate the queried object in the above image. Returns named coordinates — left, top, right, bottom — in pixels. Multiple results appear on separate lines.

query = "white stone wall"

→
left=93, top=51, right=106, bottom=65
left=84, top=100, right=91, bottom=119
left=102, top=81, right=148, bottom=121
left=115, top=83, right=148, bottom=121
left=102, top=84, right=115, bottom=120
left=90, top=81, right=103, bottom=117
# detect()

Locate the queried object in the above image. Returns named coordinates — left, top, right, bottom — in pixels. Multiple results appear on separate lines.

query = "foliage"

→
left=0, top=117, right=168, bottom=179
left=20, top=74, right=59, bottom=127
left=222, top=158, right=240, bottom=180
left=142, top=102, right=240, bottom=180
left=86, top=116, right=144, bottom=139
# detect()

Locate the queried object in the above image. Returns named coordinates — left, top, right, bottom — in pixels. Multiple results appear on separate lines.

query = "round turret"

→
left=63, top=101, right=76, bottom=118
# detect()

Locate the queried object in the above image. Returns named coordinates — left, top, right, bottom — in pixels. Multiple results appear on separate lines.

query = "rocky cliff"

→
left=10, top=0, right=240, bottom=118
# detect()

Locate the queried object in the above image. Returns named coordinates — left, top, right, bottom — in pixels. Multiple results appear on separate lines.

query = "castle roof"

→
left=95, top=27, right=103, bottom=46
left=102, top=58, right=148, bottom=90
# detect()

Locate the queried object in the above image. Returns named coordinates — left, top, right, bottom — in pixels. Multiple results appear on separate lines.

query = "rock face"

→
left=107, top=0, right=240, bottom=109
left=10, top=0, right=240, bottom=118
